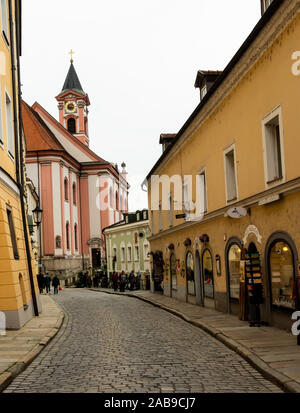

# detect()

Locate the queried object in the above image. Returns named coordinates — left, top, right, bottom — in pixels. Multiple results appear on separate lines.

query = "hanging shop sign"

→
left=226, top=206, right=248, bottom=219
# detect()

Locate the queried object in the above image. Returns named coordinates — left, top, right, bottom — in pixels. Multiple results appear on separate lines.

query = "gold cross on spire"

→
left=69, top=49, right=75, bottom=63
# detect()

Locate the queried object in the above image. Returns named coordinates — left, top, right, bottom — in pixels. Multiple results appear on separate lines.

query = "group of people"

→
left=37, top=272, right=61, bottom=295
left=79, top=272, right=108, bottom=288
left=111, top=270, right=141, bottom=292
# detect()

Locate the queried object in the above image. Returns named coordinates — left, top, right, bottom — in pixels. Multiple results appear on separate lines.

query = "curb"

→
left=0, top=308, right=65, bottom=393
left=90, top=288, right=297, bottom=393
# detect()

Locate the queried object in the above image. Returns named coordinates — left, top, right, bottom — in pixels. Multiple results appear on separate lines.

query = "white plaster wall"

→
left=88, top=175, right=101, bottom=239
left=52, top=163, right=62, bottom=254
left=26, top=162, right=40, bottom=193
left=40, top=116, right=93, bottom=162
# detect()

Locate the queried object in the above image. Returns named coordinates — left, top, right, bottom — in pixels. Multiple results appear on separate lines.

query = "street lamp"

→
left=32, top=205, right=43, bottom=226
left=32, top=205, right=43, bottom=275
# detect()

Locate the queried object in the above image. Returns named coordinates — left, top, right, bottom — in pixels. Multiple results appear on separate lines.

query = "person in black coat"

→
left=52, top=276, right=60, bottom=295
left=37, top=272, right=45, bottom=294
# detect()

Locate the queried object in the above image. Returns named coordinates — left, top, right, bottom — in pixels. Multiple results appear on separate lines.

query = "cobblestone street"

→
left=4, top=290, right=282, bottom=393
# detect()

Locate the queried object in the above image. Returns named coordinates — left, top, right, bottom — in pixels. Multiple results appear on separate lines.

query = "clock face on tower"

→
left=65, top=101, right=77, bottom=114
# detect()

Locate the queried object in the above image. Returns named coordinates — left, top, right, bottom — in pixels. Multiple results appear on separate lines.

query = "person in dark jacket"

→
left=45, top=273, right=51, bottom=294
left=119, top=271, right=126, bottom=292
left=52, top=276, right=60, bottom=294
left=129, top=271, right=135, bottom=291
left=37, top=272, right=45, bottom=294
left=111, top=272, right=119, bottom=291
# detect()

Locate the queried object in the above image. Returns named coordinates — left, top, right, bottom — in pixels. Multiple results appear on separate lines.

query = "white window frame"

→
left=197, top=167, right=208, bottom=215
left=223, top=144, right=238, bottom=204
left=158, top=202, right=162, bottom=232
left=1, top=0, right=9, bottom=46
left=127, top=245, right=132, bottom=262
left=262, top=105, right=285, bottom=189
left=120, top=246, right=125, bottom=262
left=143, top=242, right=149, bottom=260
left=5, top=90, right=14, bottom=160
left=200, top=84, right=207, bottom=100
left=134, top=246, right=139, bottom=262
left=168, top=193, right=173, bottom=227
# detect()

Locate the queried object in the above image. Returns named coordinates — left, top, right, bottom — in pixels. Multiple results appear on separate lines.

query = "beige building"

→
left=147, top=0, right=300, bottom=330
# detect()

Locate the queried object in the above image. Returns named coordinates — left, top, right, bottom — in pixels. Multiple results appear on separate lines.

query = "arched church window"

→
left=74, top=224, right=78, bottom=251
left=66, top=222, right=70, bottom=250
left=116, top=191, right=119, bottom=210
left=110, top=187, right=113, bottom=209
left=67, top=118, right=76, bottom=134
left=64, top=178, right=69, bottom=201
left=56, top=236, right=62, bottom=249
left=73, top=183, right=76, bottom=205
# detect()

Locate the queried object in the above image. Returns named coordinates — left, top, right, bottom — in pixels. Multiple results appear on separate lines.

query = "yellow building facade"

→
left=0, top=0, right=40, bottom=329
left=147, top=0, right=300, bottom=330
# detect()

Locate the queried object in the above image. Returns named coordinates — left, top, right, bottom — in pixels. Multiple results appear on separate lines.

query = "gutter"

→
left=145, top=0, right=284, bottom=181
left=10, top=0, right=39, bottom=316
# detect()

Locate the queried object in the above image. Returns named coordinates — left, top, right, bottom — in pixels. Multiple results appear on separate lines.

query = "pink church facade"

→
left=22, top=62, right=129, bottom=283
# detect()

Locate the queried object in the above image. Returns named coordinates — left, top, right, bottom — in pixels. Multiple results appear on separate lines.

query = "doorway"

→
left=195, top=250, right=203, bottom=305
left=92, top=248, right=101, bottom=269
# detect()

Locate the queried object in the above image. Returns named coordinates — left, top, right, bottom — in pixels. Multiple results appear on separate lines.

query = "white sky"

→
left=21, top=0, right=261, bottom=211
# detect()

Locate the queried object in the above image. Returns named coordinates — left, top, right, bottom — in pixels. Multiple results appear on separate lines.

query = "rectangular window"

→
left=5, top=92, right=14, bottom=158
left=144, top=244, right=149, bottom=260
left=134, top=246, right=139, bottom=261
left=224, top=148, right=237, bottom=202
left=198, top=171, right=207, bottom=214
left=264, top=114, right=283, bottom=183
left=158, top=202, right=162, bottom=232
left=1, top=0, right=9, bottom=45
left=7, top=208, right=19, bottom=260
left=127, top=246, right=132, bottom=262
left=169, top=194, right=173, bottom=227
left=262, top=0, right=273, bottom=14
left=121, top=247, right=125, bottom=262
left=200, top=84, right=207, bottom=100
left=151, top=210, right=154, bottom=234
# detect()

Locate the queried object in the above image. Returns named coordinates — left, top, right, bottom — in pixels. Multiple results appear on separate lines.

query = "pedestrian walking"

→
left=45, top=273, right=51, bottom=294
left=136, top=271, right=141, bottom=291
left=87, top=276, right=92, bottom=288
left=52, top=275, right=60, bottom=295
left=119, top=271, right=126, bottom=292
left=129, top=270, right=135, bottom=291
left=37, top=272, right=45, bottom=294
left=111, top=272, right=119, bottom=291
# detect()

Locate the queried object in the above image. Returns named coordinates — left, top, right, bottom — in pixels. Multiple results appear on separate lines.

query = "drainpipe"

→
left=10, top=0, right=39, bottom=316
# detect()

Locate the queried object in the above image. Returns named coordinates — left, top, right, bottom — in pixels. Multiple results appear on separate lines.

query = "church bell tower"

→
left=56, top=51, right=91, bottom=146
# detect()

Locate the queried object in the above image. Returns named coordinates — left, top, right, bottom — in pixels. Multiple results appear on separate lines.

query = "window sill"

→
left=266, top=176, right=283, bottom=185
left=227, top=197, right=237, bottom=203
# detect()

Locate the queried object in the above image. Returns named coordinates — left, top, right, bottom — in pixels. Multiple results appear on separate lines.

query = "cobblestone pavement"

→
left=4, top=289, right=282, bottom=393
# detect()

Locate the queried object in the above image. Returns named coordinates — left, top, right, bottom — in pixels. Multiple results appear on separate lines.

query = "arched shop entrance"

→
left=170, top=253, right=177, bottom=297
left=195, top=250, right=203, bottom=306
left=265, top=232, right=298, bottom=329
left=202, top=249, right=214, bottom=307
left=152, top=251, right=164, bottom=293
left=225, top=237, right=243, bottom=316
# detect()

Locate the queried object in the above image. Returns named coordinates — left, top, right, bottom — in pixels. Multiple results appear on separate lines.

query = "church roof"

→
left=22, top=100, right=66, bottom=152
left=61, top=62, right=85, bottom=95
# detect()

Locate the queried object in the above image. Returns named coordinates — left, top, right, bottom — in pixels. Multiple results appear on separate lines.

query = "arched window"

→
left=115, top=191, right=119, bottom=210
left=64, top=178, right=69, bottom=201
left=170, top=253, right=177, bottom=290
left=74, top=224, right=78, bottom=250
left=56, top=236, right=62, bottom=249
left=67, top=118, right=76, bottom=134
left=73, top=183, right=76, bottom=205
left=109, top=187, right=113, bottom=208
left=268, top=240, right=295, bottom=309
left=66, top=222, right=70, bottom=250
left=202, top=249, right=214, bottom=298
left=186, top=251, right=195, bottom=295
left=227, top=244, right=242, bottom=300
